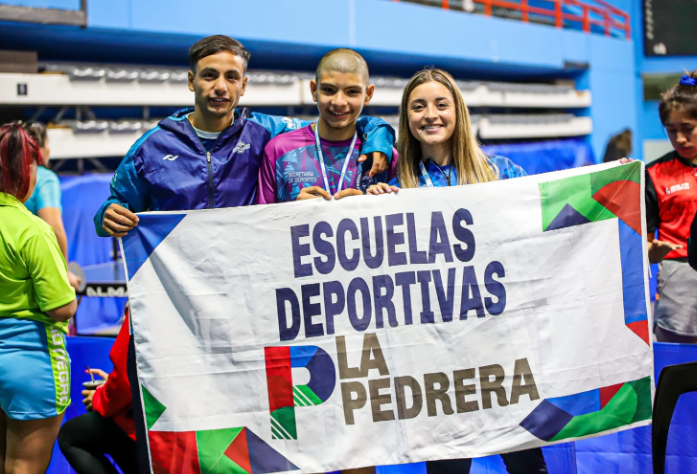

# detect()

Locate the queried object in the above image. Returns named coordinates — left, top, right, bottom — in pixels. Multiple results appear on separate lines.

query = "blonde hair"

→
left=396, top=68, right=496, bottom=188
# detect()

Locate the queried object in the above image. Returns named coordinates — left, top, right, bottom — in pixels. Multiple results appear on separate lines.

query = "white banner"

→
left=121, top=161, right=653, bottom=474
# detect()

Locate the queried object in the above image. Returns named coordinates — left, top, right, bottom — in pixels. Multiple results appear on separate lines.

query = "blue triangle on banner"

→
left=121, top=213, right=186, bottom=280
left=546, top=203, right=591, bottom=231
left=246, top=427, right=299, bottom=474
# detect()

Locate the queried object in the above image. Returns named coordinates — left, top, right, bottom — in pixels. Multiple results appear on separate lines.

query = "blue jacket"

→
left=389, top=155, right=527, bottom=187
left=94, top=109, right=394, bottom=236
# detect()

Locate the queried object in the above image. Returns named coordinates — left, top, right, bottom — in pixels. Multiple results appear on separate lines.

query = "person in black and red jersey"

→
left=647, top=71, right=697, bottom=343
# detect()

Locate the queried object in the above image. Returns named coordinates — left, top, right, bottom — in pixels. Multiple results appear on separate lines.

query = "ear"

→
left=364, top=83, right=375, bottom=105
left=310, top=79, right=318, bottom=103
left=188, top=70, right=195, bottom=92
left=240, top=76, right=248, bottom=97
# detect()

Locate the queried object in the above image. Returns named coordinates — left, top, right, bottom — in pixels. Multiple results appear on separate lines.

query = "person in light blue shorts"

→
left=0, top=123, right=77, bottom=474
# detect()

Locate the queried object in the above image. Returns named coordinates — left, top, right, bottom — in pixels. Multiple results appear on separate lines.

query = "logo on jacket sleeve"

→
left=162, top=154, right=179, bottom=161
left=282, top=117, right=301, bottom=130
left=233, top=141, right=251, bottom=154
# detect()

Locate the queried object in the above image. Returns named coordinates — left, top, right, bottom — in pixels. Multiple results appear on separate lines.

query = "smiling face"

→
left=188, top=51, right=248, bottom=121
left=664, top=108, right=697, bottom=161
left=407, top=81, right=457, bottom=149
left=310, top=70, right=374, bottom=139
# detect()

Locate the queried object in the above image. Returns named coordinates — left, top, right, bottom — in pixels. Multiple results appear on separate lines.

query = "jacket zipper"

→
left=206, top=151, right=214, bottom=209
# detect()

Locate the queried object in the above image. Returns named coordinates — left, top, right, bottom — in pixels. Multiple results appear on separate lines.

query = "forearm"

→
left=46, top=299, right=77, bottom=322
left=356, top=116, right=395, bottom=160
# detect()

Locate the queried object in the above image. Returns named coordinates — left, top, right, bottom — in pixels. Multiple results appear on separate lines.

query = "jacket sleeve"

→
left=355, top=116, right=395, bottom=161
left=248, top=112, right=307, bottom=138
left=92, top=311, right=132, bottom=418
left=93, top=144, right=151, bottom=237
left=492, top=155, right=527, bottom=179
left=248, top=113, right=396, bottom=161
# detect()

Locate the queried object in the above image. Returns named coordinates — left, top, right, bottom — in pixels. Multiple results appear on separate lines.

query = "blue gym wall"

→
left=0, top=0, right=638, bottom=162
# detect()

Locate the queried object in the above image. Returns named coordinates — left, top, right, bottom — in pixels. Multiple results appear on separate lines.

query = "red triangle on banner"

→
left=149, top=431, right=202, bottom=474
left=224, top=427, right=252, bottom=474
left=592, top=180, right=642, bottom=235
left=627, top=320, right=651, bottom=346
left=599, top=383, right=625, bottom=409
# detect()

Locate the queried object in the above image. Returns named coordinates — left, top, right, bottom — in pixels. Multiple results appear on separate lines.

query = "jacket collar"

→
left=158, top=108, right=248, bottom=154
left=671, top=150, right=697, bottom=169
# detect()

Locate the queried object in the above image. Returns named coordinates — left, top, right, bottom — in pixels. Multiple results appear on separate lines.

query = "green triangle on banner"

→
left=628, top=376, right=652, bottom=423
left=589, top=160, right=642, bottom=196
left=539, top=173, right=615, bottom=231
left=141, top=384, right=167, bottom=430
left=196, top=427, right=245, bottom=474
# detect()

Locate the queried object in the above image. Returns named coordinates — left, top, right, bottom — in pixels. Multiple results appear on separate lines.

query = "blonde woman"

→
left=369, top=68, right=525, bottom=193
left=368, top=69, right=547, bottom=474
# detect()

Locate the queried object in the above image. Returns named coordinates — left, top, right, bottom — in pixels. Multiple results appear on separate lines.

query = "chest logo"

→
left=233, top=142, right=251, bottom=154
left=665, top=182, right=690, bottom=195
left=163, top=154, right=179, bottom=161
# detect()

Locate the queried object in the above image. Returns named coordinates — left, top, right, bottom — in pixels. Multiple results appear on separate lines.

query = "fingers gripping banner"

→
left=121, top=161, right=653, bottom=474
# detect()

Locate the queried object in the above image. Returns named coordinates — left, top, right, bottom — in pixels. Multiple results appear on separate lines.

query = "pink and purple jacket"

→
left=257, top=125, right=397, bottom=204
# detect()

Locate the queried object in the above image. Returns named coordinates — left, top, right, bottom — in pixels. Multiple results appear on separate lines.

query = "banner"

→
left=121, top=161, right=653, bottom=474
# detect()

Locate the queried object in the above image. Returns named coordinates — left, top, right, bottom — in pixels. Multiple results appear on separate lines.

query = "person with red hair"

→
left=0, top=123, right=77, bottom=473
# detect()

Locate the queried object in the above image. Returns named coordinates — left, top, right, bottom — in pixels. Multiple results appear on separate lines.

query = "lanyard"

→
left=315, top=122, right=358, bottom=195
left=419, top=161, right=454, bottom=187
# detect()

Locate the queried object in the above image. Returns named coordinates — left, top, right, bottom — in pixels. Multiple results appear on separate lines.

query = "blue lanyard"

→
left=314, top=122, right=358, bottom=195
left=419, top=161, right=455, bottom=187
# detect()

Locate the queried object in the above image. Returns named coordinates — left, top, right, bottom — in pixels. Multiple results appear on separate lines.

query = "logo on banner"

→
left=264, top=346, right=336, bottom=440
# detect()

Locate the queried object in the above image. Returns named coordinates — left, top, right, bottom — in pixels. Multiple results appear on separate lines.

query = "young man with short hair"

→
left=92, top=36, right=395, bottom=474
left=257, top=48, right=396, bottom=204
left=94, top=36, right=394, bottom=237
left=258, top=49, right=395, bottom=474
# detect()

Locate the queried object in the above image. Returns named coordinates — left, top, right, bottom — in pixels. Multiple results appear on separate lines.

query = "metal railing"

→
left=391, top=0, right=630, bottom=39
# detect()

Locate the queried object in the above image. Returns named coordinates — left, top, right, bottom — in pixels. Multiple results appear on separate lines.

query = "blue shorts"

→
left=0, top=318, right=71, bottom=420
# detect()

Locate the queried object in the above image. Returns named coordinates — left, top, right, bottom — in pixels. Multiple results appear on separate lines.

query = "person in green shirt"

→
left=0, top=123, right=77, bottom=474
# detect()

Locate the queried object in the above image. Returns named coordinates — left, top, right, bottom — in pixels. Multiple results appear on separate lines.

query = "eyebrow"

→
left=409, top=97, right=451, bottom=104
left=199, top=67, right=241, bottom=75
left=320, top=83, right=365, bottom=90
